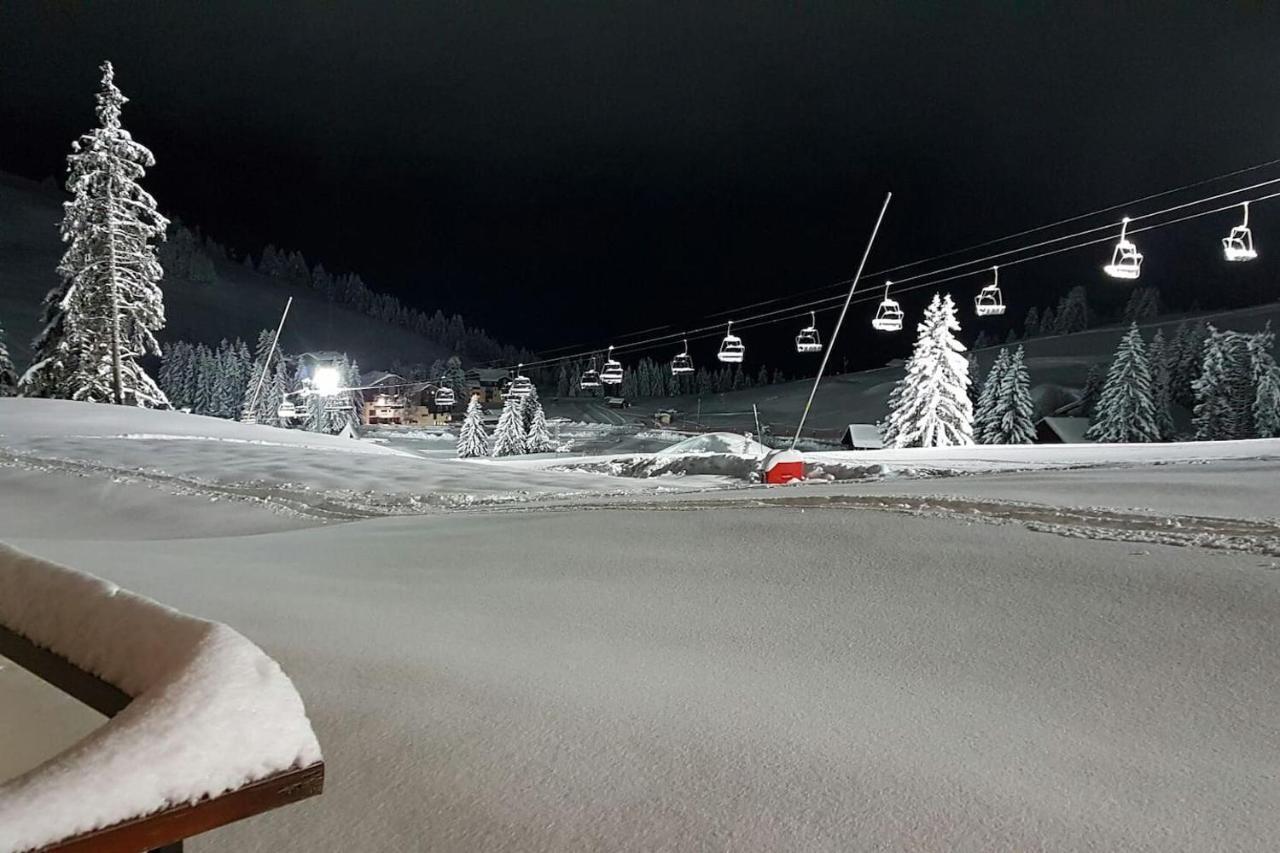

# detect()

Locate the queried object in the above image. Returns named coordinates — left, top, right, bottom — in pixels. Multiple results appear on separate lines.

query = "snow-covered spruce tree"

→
left=882, top=293, right=974, bottom=448
left=1022, top=306, right=1040, bottom=339
left=965, top=351, right=982, bottom=409
left=1147, top=328, right=1175, bottom=441
left=1086, top=323, right=1159, bottom=443
left=490, top=393, right=527, bottom=457
left=0, top=317, right=18, bottom=396
left=1248, top=324, right=1280, bottom=439
left=992, top=346, right=1035, bottom=444
left=524, top=394, right=554, bottom=453
left=22, top=62, right=170, bottom=407
left=1192, top=327, right=1255, bottom=441
left=443, top=355, right=468, bottom=399
left=241, top=328, right=277, bottom=421
left=973, top=347, right=1009, bottom=444
left=456, top=395, right=491, bottom=458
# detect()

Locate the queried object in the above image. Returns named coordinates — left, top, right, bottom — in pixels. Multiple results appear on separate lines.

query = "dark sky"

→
left=2, top=2, right=1278, bottom=369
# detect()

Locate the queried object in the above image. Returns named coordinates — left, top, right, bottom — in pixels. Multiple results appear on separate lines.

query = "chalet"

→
left=359, top=372, right=456, bottom=427
left=466, top=368, right=509, bottom=405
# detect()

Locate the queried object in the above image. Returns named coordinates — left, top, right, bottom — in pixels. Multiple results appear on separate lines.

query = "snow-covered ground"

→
left=4, top=399, right=1280, bottom=850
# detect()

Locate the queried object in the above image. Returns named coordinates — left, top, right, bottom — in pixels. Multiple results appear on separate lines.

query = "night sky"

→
left=3, top=3, right=1278, bottom=369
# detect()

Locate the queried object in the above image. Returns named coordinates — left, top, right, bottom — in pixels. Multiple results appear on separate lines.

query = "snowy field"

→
left=3, top=400, right=1280, bottom=850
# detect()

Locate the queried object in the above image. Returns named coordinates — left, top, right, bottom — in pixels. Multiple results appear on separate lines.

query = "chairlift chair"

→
left=580, top=357, right=603, bottom=389
left=795, top=312, right=823, bottom=353
left=600, top=347, right=624, bottom=385
left=1103, top=217, right=1143, bottom=280
left=671, top=339, right=695, bottom=375
left=506, top=364, right=533, bottom=399
left=1223, top=202, right=1258, bottom=262
left=974, top=266, right=1006, bottom=317
left=276, top=400, right=298, bottom=420
left=434, top=385, right=456, bottom=408
left=872, top=282, right=905, bottom=332
left=323, top=396, right=353, bottom=413
left=717, top=321, right=745, bottom=364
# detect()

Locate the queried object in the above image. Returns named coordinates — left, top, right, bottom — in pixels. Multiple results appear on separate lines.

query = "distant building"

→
left=359, top=372, right=455, bottom=427
left=466, top=369, right=509, bottom=405
left=1034, top=416, right=1093, bottom=444
left=840, top=423, right=885, bottom=450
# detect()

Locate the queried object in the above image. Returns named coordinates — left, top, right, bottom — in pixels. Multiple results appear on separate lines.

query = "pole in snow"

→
left=243, top=296, right=292, bottom=422
left=790, top=192, right=892, bottom=450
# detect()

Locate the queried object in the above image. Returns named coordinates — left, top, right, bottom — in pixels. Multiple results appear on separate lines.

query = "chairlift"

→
left=506, top=364, right=533, bottom=399
left=1103, top=217, right=1143, bottom=280
left=434, top=385, right=456, bottom=408
left=872, top=282, right=904, bottom=332
left=717, top=321, right=745, bottom=364
left=580, top=357, right=603, bottom=389
left=795, top=311, right=823, bottom=353
left=276, top=400, right=298, bottom=420
left=671, top=339, right=695, bottom=375
left=1223, top=202, right=1258, bottom=262
left=974, top=266, right=1006, bottom=317
left=600, top=347, right=624, bottom=385
left=323, top=395, right=353, bottom=413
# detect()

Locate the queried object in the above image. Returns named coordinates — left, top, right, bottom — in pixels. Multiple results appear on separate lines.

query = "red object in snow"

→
left=763, top=449, right=805, bottom=484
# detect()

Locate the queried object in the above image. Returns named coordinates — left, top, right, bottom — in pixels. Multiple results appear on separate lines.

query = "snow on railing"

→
left=0, top=543, right=322, bottom=852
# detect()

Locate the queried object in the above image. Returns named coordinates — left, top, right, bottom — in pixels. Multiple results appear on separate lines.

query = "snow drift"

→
left=0, top=543, right=322, bottom=852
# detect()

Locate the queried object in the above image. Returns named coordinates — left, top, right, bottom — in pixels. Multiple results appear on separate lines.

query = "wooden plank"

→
left=0, top=624, right=325, bottom=851
left=43, top=762, right=325, bottom=853
left=0, top=623, right=131, bottom=716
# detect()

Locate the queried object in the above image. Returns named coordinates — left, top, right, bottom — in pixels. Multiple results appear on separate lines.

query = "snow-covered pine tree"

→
left=443, top=355, right=468, bottom=400
left=191, top=344, right=216, bottom=415
left=490, top=394, right=526, bottom=457
left=456, top=395, right=491, bottom=458
left=882, top=293, right=975, bottom=448
left=966, top=351, right=982, bottom=409
left=1172, top=321, right=1209, bottom=408
left=0, top=316, right=18, bottom=396
left=1086, top=323, right=1159, bottom=443
left=21, top=62, right=170, bottom=407
left=242, top=329, right=277, bottom=421
left=1022, top=306, right=1040, bottom=339
left=1054, top=286, right=1089, bottom=335
left=521, top=385, right=541, bottom=434
left=973, top=347, right=1009, bottom=444
left=1248, top=324, right=1280, bottom=439
left=993, top=346, right=1035, bottom=444
left=1147, top=328, right=1175, bottom=441
left=1192, top=327, right=1255, bottom=440
left=525, top=396, right=553, bottom=453
left=264, top=358, right=290, bottom=426
left=1039, top=306, right=1056, bottom=338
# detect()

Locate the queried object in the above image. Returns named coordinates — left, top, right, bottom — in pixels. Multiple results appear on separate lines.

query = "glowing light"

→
left=313, top=366, right=342, bottom=396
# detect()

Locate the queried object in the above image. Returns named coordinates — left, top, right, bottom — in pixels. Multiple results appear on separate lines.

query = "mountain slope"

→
left=0, top=172, right=448, bottom=370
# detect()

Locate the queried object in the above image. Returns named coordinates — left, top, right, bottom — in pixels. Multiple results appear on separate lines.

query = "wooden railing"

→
left=0, top=624, right=324, bottom=853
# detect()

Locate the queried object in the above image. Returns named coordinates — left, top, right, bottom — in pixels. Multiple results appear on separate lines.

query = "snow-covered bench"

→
left=0, top=544, right=323, bottom=852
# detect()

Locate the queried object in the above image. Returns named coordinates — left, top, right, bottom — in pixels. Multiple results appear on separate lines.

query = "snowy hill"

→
left=0, top=172, right=449, bottom=370
left=551, top=300, right=1280, bottom=438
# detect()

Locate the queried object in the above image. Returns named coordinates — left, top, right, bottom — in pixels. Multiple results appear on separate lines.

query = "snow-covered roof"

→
left=841, top=423, right=885, bottom=449
left=0, top=544, right=322, bottom=851
left=1035, top=416, right=1093, bottom=444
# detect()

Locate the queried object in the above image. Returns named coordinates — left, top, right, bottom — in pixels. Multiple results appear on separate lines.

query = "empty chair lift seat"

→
left=763, top=449, right=805, bottom=484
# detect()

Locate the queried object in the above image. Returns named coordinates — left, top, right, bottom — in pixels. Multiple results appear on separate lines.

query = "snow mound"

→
left=657, top=432, right=768, bottom=457
left=0, top=543, right=322, bottom=851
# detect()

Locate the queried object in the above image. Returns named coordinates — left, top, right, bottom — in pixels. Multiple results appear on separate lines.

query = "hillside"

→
left=545, top=300, right=1280, bottom=438
left=0, top=172, right=448, bottom=370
